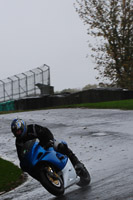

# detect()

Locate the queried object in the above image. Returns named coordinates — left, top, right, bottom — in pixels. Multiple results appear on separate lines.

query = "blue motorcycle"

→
left=20, top=139, right=91, bottom=196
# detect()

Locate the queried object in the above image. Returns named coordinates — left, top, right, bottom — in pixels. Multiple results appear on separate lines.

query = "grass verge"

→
left=0, top=157, right=26, bottom=194
left=0, top=100, right=133, bottom=115
left=56, top=99, right=133, bottom=110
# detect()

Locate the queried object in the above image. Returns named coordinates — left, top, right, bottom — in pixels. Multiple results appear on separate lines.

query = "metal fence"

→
left=0, top=64, right=51, bottom=102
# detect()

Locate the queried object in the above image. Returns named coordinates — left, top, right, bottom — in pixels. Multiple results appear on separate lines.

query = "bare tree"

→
left=74, top=0, right=133, bottom=89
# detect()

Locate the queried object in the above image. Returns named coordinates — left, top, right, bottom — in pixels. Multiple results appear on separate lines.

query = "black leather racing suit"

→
left=16, top=124, right=54, bottom=161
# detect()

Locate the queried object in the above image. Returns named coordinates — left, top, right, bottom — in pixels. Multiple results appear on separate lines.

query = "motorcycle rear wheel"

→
left=77, top=170, right=91, bottom=187
left=39, top=164, right=64, bottom=196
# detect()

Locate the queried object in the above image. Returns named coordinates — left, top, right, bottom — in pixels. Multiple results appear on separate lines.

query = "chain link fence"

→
left=0, top=64, right=51, bottom=102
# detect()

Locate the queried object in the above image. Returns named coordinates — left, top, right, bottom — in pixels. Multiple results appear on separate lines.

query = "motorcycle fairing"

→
left=62, top=158, right=80, bottom=188
left=20, top=142, right=68, bottom=172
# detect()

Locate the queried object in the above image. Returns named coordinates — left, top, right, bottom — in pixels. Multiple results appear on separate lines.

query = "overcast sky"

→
left=0, top=0, right=98, bottom=91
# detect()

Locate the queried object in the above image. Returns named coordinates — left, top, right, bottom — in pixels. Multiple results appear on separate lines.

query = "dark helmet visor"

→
left=12, top=127, right=22, bottom=137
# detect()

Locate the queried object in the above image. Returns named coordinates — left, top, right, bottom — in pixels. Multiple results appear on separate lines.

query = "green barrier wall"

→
left=0, top=101, right=15, bottom=112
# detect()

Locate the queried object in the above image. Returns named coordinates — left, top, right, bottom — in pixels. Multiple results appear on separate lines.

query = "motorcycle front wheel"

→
left=39, top=163, right=64, bottom=196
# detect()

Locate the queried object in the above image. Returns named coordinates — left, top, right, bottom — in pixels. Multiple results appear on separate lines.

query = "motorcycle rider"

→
left=11, top=118, right=88, bottom=178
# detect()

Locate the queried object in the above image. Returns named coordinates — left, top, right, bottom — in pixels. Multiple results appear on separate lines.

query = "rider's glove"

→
left=54, top=140, right=68, bottom=154
left=45, top=140, right=54, bottom=149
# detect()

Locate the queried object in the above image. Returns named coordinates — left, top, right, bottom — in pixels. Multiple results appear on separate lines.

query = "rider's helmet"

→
left=11, top=118, right=27, bottom=138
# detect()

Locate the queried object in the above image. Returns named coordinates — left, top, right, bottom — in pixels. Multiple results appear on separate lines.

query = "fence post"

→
left=8, top=77, right=14, bottom=100
left=22, top=73, right=28, bottom=96
left=44, top=64, right=50, bottom=86
left=15, top=75, right=21, bottom=99
left=37, top=67, right=44, bottom=84
left=0, top=80, right=6, bottom=102
left=30, top=70, right=36, bottom=95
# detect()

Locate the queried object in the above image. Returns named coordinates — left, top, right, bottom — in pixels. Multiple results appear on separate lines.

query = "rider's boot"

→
left=54, top=141, right=89, bottom=177
left=67, top=149, right=89, bottom=178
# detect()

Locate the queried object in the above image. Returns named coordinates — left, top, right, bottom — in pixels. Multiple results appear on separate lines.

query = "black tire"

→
left=39, top=163, right=64, bottom=196
left=77, top=171, right=91, bottom=187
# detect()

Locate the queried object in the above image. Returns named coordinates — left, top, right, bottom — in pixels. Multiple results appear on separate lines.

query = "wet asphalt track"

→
left=0, top=108, right=133, bottom=200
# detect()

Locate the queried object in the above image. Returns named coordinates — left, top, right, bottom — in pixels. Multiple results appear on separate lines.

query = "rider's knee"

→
left=54, top=140, right=68, bottom=154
